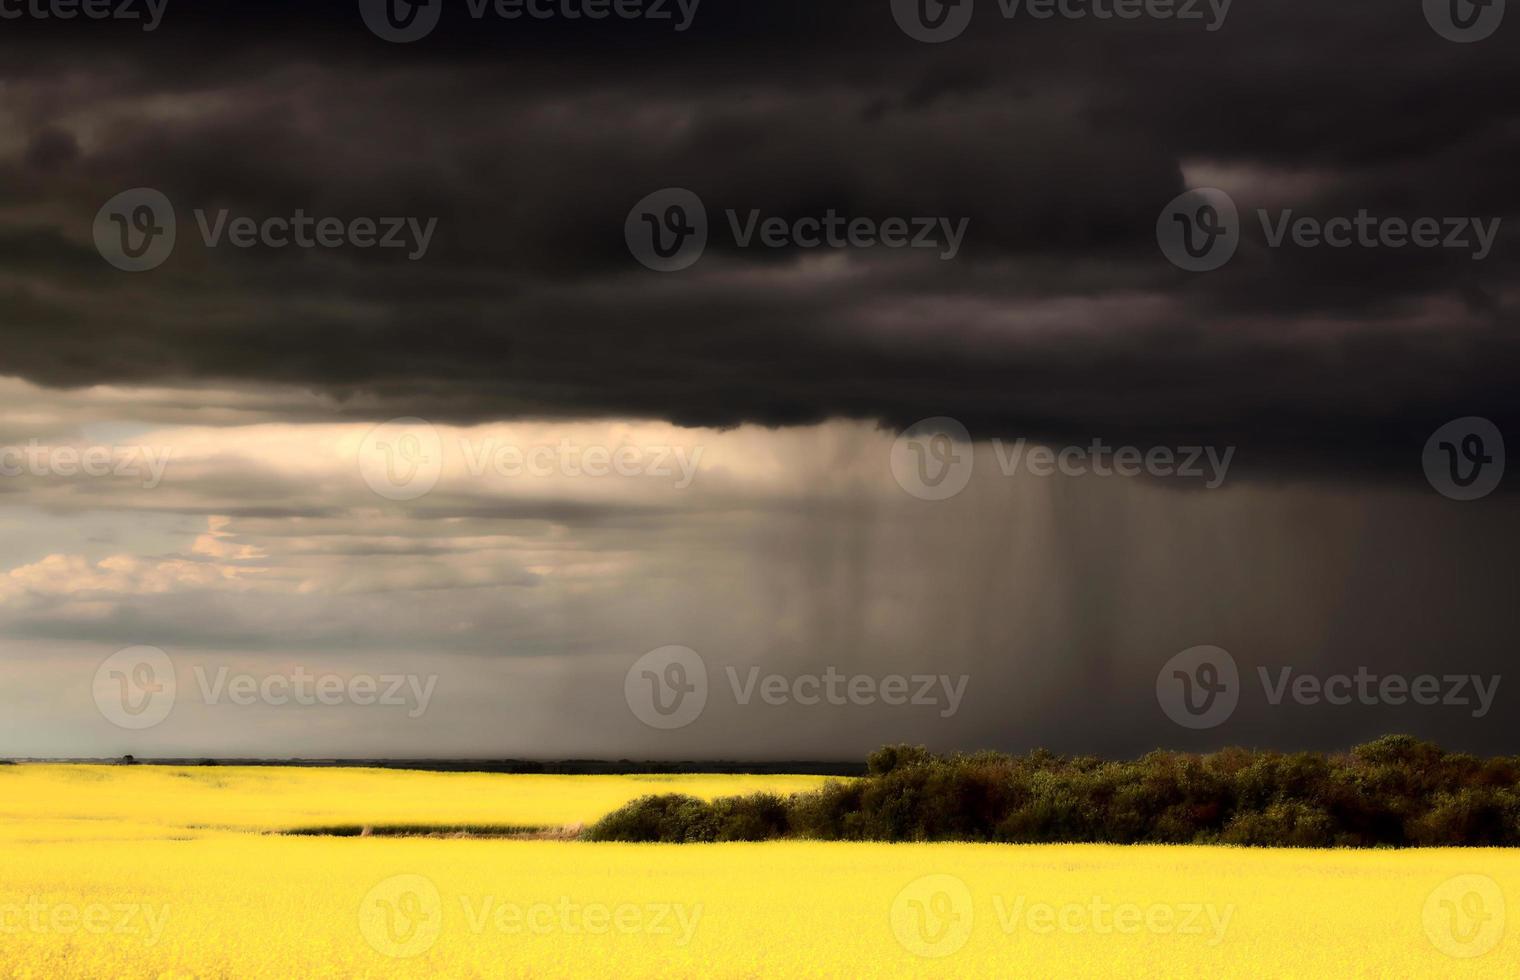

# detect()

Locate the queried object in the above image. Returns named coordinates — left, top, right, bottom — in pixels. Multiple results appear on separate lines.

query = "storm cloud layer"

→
left=0, top=0, right=1517, bottom=482
left=0, top=1, right=1517, bottom=759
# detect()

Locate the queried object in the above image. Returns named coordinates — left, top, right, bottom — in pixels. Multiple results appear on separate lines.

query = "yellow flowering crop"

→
left=0, top=765, right=1513, bottom=977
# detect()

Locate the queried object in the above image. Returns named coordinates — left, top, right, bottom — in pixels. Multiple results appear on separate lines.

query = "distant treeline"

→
left=586, top=737, right=1520, bottom=847
left=10, top=758, right=865, bottom=777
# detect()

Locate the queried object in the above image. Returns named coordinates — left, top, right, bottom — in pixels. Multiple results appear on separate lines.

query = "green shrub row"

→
left=585, top=736, right=1520, bottom=847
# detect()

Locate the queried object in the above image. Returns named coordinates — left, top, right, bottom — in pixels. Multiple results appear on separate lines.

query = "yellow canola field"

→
left=0, top=764, right=831, bottom=841
left=0, top=765, right=1515, bottom=978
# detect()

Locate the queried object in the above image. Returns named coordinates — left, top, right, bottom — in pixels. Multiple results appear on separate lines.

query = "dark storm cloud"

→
left=1, top=0, right=1517, bottom=485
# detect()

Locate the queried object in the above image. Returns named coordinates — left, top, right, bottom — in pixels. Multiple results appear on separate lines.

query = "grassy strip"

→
left=278, top=823, right=551, bottom=838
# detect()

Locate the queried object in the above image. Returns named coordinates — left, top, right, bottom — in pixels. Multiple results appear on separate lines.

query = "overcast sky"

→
left=0, top=0, right=1516, bottom=759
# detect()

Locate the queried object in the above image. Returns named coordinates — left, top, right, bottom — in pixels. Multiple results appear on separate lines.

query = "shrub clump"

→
left=584, top=736, right=1520, bottom=847
left=585, top=793, right=791, bottom=843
